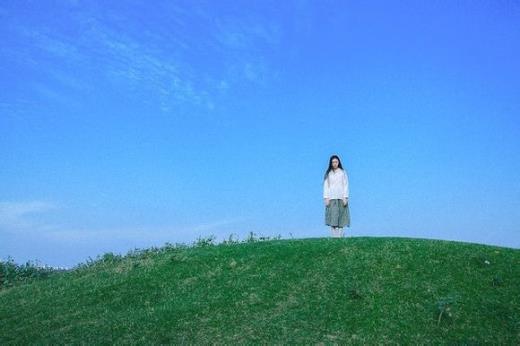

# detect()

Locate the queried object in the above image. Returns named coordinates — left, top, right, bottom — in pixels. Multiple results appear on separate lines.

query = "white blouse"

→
left=323, top=168, right=349, bottom=199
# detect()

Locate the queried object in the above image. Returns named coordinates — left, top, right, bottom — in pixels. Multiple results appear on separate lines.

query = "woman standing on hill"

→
left=323, top=154, right=350, bottom=237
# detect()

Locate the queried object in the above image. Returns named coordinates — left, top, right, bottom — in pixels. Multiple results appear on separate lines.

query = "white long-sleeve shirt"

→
left=323, top=168, right=349, bottom=199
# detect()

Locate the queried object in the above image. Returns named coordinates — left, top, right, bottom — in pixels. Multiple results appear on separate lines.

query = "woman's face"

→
left=332, top=158, right=339, bottom=169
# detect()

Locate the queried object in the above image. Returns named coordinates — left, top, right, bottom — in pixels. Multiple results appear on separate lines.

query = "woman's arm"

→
left=343, top=170, right=349, bottom=199
left=323, top=177, right=330, bottom=205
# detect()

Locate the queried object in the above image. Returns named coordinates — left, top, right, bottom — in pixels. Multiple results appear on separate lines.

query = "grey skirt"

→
left=325, top=199, right=350, bottom=227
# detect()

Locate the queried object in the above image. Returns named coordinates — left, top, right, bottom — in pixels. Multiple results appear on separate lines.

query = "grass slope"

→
left=1, top=236, right=519, bottom=344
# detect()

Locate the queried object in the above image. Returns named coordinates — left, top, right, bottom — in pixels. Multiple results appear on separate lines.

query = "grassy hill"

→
left=1, top=236, right=519, bottom=344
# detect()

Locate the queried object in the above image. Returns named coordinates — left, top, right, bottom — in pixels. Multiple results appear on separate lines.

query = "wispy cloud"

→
left=0, top=200, right=250, bottom=267
left=213, top=16, right=281, bottom=50
left=2, top=2, right=283, bottom=114
left=0, top=199, right=247, bottom=243
left=191, top=217, right=247, bottom=232
left=42, top=216, right=248, bottom=244
left=212, top=15, right=281, bottom=85
left=0, top=200, right=59, bottom=231
left=0, top=99, right=34, bottom=118
left=16, top=26, right=84, bottom=62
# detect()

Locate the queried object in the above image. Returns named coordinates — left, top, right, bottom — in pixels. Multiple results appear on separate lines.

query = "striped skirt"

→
left=325, top=199, right=350, bottom=228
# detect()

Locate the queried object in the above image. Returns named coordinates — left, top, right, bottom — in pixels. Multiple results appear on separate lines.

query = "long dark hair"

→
left=323, top=154, right=344, bottom=181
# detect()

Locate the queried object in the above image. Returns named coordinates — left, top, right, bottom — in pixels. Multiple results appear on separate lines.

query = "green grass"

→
left=1, top=235, right=519, bottom=344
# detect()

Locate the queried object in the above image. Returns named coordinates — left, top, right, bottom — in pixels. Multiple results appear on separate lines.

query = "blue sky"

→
left=1, top=1, right=519, bottom=268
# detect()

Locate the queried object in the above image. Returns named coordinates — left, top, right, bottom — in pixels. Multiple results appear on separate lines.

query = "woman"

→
left=323, top=154, right=350, bottom=237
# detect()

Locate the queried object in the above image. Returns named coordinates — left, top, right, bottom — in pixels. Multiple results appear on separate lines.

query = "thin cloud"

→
left=3, top=2, right=283, bottom=114
left=0, top=200, right=247, bottom=243
left=191, top=217, right=248, bottom=232
left=17, top=26, right=83, bottom=62
left=0, top=200, right=59, bottom=231
left=40, top=217, right=249, bottom=245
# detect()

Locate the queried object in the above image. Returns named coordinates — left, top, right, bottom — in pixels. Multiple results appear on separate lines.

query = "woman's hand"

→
left=342, top=198, right=348, bottom=207
left=324, top=198, right=329, bottom=207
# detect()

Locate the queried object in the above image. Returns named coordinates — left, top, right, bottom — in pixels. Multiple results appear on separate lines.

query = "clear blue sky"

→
left=1, top=1, right=519, bottom=268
